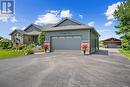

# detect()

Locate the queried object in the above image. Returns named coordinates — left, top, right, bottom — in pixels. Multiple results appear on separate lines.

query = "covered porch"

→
left=23, top=35, right=38, bottom=45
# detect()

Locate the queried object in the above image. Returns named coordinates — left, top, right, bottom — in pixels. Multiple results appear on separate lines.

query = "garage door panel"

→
left=108, top=44, right=117, bottom=48
left=52, top=36, right=81, bottom=50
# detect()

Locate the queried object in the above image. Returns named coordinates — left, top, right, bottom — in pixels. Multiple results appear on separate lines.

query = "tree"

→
left=38, top=32, right=45, bottom=45
left=113, top=0, right=130, bottom=50
left=0, top=38, right=12, bottom=49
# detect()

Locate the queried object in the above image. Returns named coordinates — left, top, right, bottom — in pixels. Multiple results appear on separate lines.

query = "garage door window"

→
left=52, top=37, right=58, bottom=39
left=59, top=37, right=65, bottom=38
left=73, top=36, right=81, bottom=38
left=66, top=36, right=73, bottom=38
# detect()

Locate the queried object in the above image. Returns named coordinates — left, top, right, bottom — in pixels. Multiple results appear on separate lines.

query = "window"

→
left=52, top=37, right=58, bottom=39
left=28, top=37, right=31, bottom=41
left=66, top=36, right=72, bottom=38
left=59, top=37, right=65, bottom=38
left=15, top=33, right=22, bottom=41
left=73, top=36, right=81, bottom=38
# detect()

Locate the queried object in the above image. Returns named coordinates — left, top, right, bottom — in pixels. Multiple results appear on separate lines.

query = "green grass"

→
left=119, top=49, right=130, bottom=60
left=0, top=50, right=25, bottom=59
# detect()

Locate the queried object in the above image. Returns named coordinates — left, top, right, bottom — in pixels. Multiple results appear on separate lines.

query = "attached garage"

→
left=43, top=18, right=100, bottom=54
left=51, top=36, right=81, bottom=50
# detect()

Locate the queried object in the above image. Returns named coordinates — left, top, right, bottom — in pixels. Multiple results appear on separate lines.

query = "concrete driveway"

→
left=0, top=48, right=130, bottom=87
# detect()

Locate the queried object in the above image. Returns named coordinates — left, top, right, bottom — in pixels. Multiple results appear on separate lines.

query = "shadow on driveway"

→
left=94, top=49, right=109, bottom=56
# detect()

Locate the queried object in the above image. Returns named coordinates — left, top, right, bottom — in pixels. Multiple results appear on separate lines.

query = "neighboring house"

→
left=43, top=18, right=100, bottom=54
left=10, top=24, right=45, bottom=45
left=10, top=18, right=99, bottom=54
left=103, top=37, right=121, bottom=48
left=0, top=36, right=3, bottom=40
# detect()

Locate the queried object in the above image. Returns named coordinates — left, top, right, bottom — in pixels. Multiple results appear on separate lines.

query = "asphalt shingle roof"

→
left=26, top=31, right=40, bottom=35
left=43, top=25, right=93, bottom=31
left=10, top=29, right=27, bottom=35
left=32, top=24, right=54, bottom=31
left=10, top=18, right=99, bottom=36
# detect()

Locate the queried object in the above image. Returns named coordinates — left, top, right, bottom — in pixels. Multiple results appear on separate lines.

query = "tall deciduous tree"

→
left=113, top=0, right=130, bottom=49
left=38, top=32, right=45, bottom=45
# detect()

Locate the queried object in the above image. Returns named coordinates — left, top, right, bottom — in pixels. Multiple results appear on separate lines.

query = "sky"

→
left=0, top=0, right=124, bottom=40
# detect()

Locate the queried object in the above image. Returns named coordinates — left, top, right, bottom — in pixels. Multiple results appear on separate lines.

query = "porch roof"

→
left=43, top=25, right=93, bottom=31
left=24, top=31, right=40, bottom=35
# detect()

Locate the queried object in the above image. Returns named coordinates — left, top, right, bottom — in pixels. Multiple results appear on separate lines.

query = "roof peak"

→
left=103, top=37, right=121, bottom=41
left=52, top=18, right=86, bottom=27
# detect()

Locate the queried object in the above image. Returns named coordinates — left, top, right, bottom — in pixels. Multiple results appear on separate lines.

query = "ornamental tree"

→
left=38, top=32, right=45, bottom=45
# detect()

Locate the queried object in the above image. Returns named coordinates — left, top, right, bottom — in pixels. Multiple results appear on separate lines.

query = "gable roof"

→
left=10, top=29, right=27, bottom=35
left=53, top=18, right=84, bottom=27
left=24, top=24, right=50, bottom=32
left=9, top=24, right=49, bottom=36
left=24, top=24, right=43, bottom=31
left=44, top=25, right=93, bottom=31
left=103, top=37, right=121, bottom=42
left=9, top=18, right=100, bottom=36
left=44, top=18, right=99, bottom=36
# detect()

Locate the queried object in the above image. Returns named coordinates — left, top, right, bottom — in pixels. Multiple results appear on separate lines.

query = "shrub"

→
left=0, top=39, right=11, bottom=49
left=122, top=41, right=130, bottom=50
left=11, top=44, right=36, bottom=55
left=18, top=44, right=27, bottom=50
left=24, top=47, right=34, bottom=55
left=23, top=44, right=35, bottom=55
left=11, top=44, right=27, bottom=50
left=99, top=41, right=104, bottom=47
left=29, top=43, right=36, bottom=48
left=122, top=45, right=130, bottom=50
left=11, top=44, right=35, bottom=50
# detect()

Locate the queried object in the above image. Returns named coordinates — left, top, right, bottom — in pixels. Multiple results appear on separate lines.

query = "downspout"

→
left=89, top=29, right=91, bottom=54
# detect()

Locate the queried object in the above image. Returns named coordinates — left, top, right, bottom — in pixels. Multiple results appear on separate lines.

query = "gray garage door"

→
left=108, top=43, right=117, bottom=48
left=51, top=36, right=81, bottom=50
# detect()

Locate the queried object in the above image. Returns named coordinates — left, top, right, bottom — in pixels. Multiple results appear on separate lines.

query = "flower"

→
left=43, top=42, right=50, bottom=49
left=81, top=42, right=88, bottom=50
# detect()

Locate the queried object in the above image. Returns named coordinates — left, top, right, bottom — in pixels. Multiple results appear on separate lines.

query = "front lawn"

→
left=119, top=49, right=130, bottom=60
left=0, top=50, right=25, bottom=59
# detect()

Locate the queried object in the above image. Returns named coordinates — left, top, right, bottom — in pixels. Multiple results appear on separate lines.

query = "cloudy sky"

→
left=0, top=0, right=123, bottom=40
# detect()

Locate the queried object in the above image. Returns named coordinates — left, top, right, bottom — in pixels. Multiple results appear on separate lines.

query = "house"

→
left=103, top=37, right=121, bottom=48
left=10, top=24, right=45, bottom=45
left=10, top=18, right=99, bottom=54
left=43, top=18, right=100, bottom=54
left=0, top=36, right=3, bottom=40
